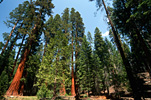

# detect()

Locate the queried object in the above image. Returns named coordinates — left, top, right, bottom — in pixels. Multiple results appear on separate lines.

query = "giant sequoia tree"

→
left=70, top=8, right=76, bottom=96
left=6, top=0, right=54, bottom=96
left=0, top=1, right=30, bottom=96
left=70, top=8, right=84, bottom=96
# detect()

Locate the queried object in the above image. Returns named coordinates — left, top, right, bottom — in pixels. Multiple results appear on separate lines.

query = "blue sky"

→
left=0, top=0, right=111, bottom=42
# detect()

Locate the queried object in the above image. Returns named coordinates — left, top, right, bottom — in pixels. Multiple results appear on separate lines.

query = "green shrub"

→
left=83, top=94, right=88, bottom=98
left=0, top=70, right=9, bottom=99
left=37, top=83, right=53, bottom=99
left=65, top=93, right=69, bottom=96
left=68, top=92, right=71, bottom=96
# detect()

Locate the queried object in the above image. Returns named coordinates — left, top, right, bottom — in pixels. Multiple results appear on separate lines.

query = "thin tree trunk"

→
left=52, top=76, right=57, bottom=100
left=10, top=23, right=23, bottom=50
left=135, top=27, right=151, bottom=72
left=105, top=66, right=110, bottom=96
left=75, top=28, right=78, bottom=73
left=10, top=32, right=19, bottom=50
left=71, top=33, right=76, bottom=96
left=42, top=40, right=47, bottom=62
left=59, top=79, right=66, bottom=95
left=75, top=27, right=79, bottom=98
left=10, top=34, right=26, bottom=78
left=53, top=53, right=59, bottom=99
left=43, top=40, right=48, bottom=87
left=59, top=60, right=66, bottom=96
left=102, top=0, right=141, bottom=99
left=43, top=41, right=47, bottom=57
left=42, top=32, right=49, bottom=86
left=113, top=64, right=117, bottom=74
left=1, top=20, right=19, bottom=55
left=59, top=29, right=68, bottom=96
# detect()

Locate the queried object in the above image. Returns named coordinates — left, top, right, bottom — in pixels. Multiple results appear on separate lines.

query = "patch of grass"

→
left=83, top=94, right=88, bottom=98
left=4, top=96, right=38, bottom=100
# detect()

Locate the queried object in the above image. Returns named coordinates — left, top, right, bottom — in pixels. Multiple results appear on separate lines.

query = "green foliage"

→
left=1, top=0, right=145, bottom=98
left=36, top=32, right=70, bottom=86
left=36, top=13, right=71, bottom=96
left=94, top=27, right=105, bottom=89
left=0, top=0, right=54, bottom=96
left=87, top=98, right=91, bottom=100
left=77, top=35, right=93, bottom=92
left=37, top=83, right=53, bottom=99
left=0, top=70, right=9, bottom=98
left=62, top=8, right=70, bottom=34
left=2, top=32, right=10, bottom=42
left=0, top=42, right=3, bottom=50
left=68, top=92, right=71, bottom=95
left=112, top=2, right=151, bottom=94
left=65, top=93, right=69, bottom=96
left=87, top=31, right=93, bottom=45
left=83, top=94, right=88, bottom=98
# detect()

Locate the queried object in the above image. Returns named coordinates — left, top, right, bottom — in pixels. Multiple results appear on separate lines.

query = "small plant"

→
left=68, top=92, right=71, bottom=96
left=37, top=83, right=53, bottom=99
left=83, top=94, right=88, bottom=98
left=65, top=93, right=69, bottom=96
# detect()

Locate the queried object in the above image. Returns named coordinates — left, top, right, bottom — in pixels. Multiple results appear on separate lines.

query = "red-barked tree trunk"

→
left=6, top=41, right=31, bottom=96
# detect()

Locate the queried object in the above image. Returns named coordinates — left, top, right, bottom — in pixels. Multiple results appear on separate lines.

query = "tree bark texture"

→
left=71, top=34, right=76, bottom=96
left=19, top=70, right=27, bottom=96
left=6, top=41, right=31, bottom=96
left=59, top=80, right=66, bottom=95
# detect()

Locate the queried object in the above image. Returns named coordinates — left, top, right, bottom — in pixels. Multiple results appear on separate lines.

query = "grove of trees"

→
left=0, top=0, right=151, bottom=100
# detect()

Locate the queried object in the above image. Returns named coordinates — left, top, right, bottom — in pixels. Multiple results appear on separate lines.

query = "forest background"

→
left=0, top=0, right=151, bottom=100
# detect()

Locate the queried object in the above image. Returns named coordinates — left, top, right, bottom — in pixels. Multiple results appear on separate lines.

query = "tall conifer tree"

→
left=6, top=0, right=54, bottom=96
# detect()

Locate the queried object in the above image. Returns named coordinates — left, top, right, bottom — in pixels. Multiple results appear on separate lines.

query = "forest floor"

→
left=4, top=95, right=110, bottom=100
left=3, top=86, right=151, bottom=100
left=3, top=86, right=134, bottom=100
left=4, top=96, right=151, bottom=100
left=3, top=95, right=135, bottom=100
left=2, top=86, right=138, bottom=100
